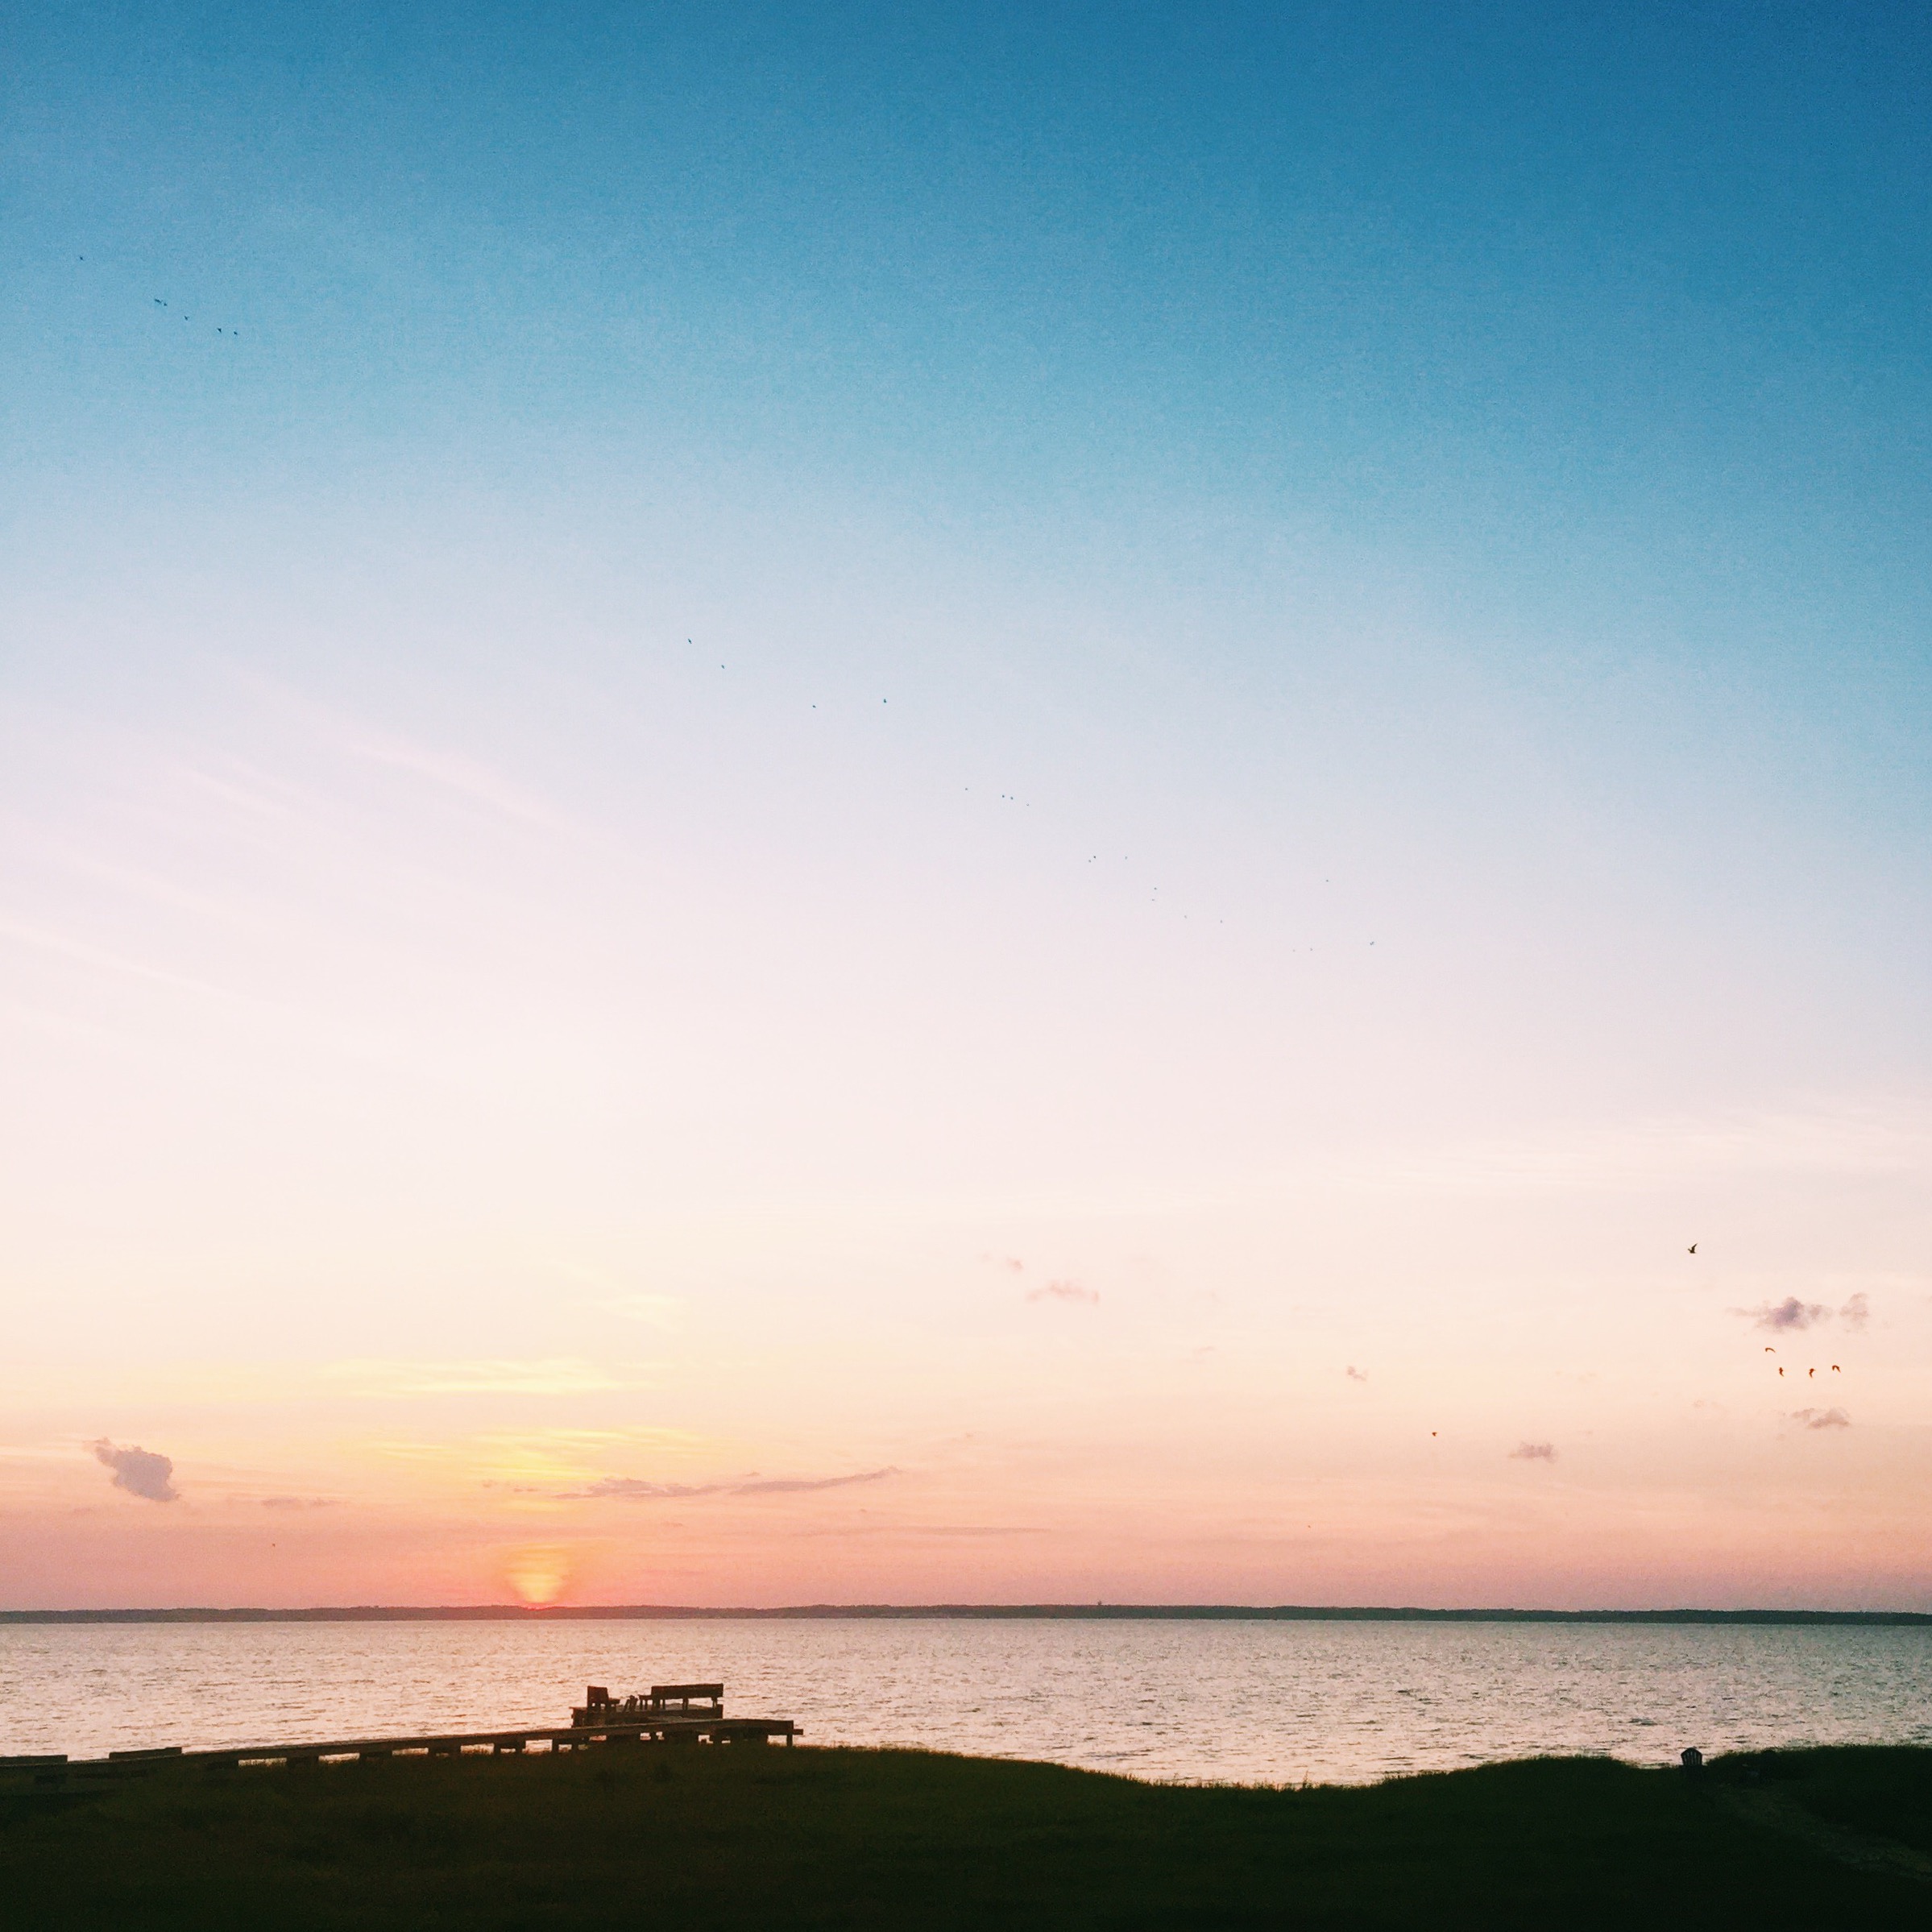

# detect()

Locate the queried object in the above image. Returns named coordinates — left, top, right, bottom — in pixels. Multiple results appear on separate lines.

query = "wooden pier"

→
left=0, top=1681, right=798, bottom=1785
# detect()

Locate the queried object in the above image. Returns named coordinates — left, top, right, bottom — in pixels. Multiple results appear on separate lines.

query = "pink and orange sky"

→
left=3, top=3, right=1929, bottom=1611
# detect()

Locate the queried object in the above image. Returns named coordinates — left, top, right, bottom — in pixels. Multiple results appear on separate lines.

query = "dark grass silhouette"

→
left=3, top=1744, right=1926, bottom=1930
left=1714, top=1745, right=1932, bottom=1858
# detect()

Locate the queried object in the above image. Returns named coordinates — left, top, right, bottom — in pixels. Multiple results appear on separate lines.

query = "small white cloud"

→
left=1839, top=1293, right=1871, bottom=1331
left=1791, top=1408, right=1851, bottom=1430
left=562, top=1467, right=898, bottom=1502
left=1345, top=1366, right=1367, bottom=1383
left=1509, top=1442, right=1558, bottom=1462
left=598, top=1294, right=685, bottom=1330
left=323, top=1358, right=649, bottom=1396
left=91, top=1439, right=178, bottom=1502
left=1027, top=1280, right=1098, bottom=1305
left=1736, top=1298, right=1832, bottom=1332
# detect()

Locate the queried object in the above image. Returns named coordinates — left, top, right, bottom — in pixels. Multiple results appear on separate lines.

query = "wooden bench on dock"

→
left=1, top=1681, right=798, bottom=1785
left=572, top=1683, right=724, bottom=1725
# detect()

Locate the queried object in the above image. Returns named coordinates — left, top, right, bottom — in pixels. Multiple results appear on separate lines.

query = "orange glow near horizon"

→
left=504, top=1548, right=574, bottom=1606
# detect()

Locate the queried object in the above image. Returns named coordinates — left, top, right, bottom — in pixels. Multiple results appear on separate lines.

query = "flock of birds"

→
left=1762, top=1349, right=1842, bottom=1379
left=1690, top=1243, right=1847, bottom=1384
left=1407, top=1242, right=1855, bottom=1449
left=75, top=257, right=244, bottom=341
left=151, top=293, right=239, bottom=338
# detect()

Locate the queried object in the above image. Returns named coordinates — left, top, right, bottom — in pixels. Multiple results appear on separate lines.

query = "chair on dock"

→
left=570, top=1683, right=724, bottom=1727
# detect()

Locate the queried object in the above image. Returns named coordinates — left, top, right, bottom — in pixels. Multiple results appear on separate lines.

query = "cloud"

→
left=1356, top=1101, right=1932, bottom=1196
left=1345, top=1366, right=1368, bottom=1383
left=562, top=1467, right=898, bottom=1502
left=596, top=1294, right=685, bottom=1330
left=323, top=1358, right=649, bottom=1396
left=1737, top=1297, right=1833, bottom=1332
left=1840, top=1293, right=1871, bottom=1330
left=1509, top=1442, right=1558, bottom=1462
left=344, top=728, right=578, bottom=835
left=566, top=1478, right=714, bottom=1500
left=736, top=1468, right=898, bottom=1495
left=260, top=1495, right=341, bottom=1510
left=91, top=1439, right=178, bottom=1502
left=1027, top=1279, right=1099, bottom=1304
left=1791, top=1408, right=1851, bottom=1430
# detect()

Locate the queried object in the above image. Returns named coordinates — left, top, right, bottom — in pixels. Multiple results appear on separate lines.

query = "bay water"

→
left=3, top=1619, right=1928, bottom=1785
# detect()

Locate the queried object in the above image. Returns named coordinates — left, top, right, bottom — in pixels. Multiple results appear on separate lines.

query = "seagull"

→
left=1764, top=1347, right=1776, bottom=1354
left=1777, top=1367, right=1785, bottom=1377
left=1688, top=1243, right=1698, bottom=1254
left=1808, top=1368, right=1815, bottom=1379
left=1831, top=1365, right=1842, bottom=1374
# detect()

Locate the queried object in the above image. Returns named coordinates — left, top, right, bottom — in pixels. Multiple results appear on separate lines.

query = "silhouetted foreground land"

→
left=5, top=1744, right=1928, bottom=1929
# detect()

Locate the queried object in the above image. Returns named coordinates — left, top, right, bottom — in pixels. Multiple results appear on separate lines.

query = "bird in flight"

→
left=1764, top=1346, right=1776, bottom=1354
left=1831, top=1365, right=1842, bottom=1374
left=1777, top=1367, right=1785, bottom=1377
left=1808, top=1368, right=1816, bottom=1379
left=1688, top=1243, right=1698, bottom=1254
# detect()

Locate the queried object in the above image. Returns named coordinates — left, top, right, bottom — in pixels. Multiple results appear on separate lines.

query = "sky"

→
left=2, top=1, right=1929, bottom=1611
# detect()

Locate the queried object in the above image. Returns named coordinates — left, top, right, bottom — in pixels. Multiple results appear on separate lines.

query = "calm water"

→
left=3, top=1620, right=1928, bottom=1785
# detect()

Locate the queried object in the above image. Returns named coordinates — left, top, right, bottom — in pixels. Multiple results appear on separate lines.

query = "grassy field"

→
left=2, top=1742, right=1926, bottom=1930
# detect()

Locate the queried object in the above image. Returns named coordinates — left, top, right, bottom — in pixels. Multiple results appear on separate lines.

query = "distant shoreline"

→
left=5, top=1604, right=1930, bottom=1625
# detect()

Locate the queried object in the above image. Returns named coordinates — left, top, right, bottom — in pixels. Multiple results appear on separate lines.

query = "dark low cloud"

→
left=1738, top=1297, right=1832, bottom=1332
left=1509, top=1442, right=1558, bottom=1462
left=736, top=1467, right=898, bottom=1495
left=1791, top=1408, right=1851, bottom=1430
left=566, top=1478, right=715, bottom=1500
left=1027, top=1279, right=1099, bottom=1305
left=91, top=1439, right=177, bottom=1503
left=802, top=1522, right=1051, bottom=1539
left=562, top=1467, right=899, bottom=1502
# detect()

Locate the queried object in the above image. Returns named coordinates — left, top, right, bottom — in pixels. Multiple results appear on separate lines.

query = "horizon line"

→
left=5, top=1603, right=1930, bottom=1625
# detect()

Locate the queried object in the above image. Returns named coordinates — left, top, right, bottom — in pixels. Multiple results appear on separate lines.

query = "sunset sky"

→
left=3, top=2, right=1929, bottom=1611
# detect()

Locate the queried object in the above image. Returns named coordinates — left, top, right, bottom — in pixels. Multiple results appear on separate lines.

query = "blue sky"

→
left=2, top=3, right=1929, bottom=1607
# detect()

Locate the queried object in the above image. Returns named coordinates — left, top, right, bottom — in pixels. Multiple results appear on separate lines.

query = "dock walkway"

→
left=0, top=1681, right=798, bottom=1785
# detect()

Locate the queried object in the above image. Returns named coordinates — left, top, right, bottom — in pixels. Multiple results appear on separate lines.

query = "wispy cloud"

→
left=561, top=1466, right=898, bottom=1502
left=566, top=1477, right=713, bottom=1500
left=1790, top=1408, right=1851, bottom=1430
left=736, top=1469, right=898, bottom=1495
left=324, top=1358, right=651, bottom=1397
left=1352, top=1102, right=1932, bottom=1197
left=1509, top=1442, right=1558, bottom=1462
left=1345, top=1366, right=1368, bottom=1383
left=1840, top=1293, right=1871, bottom=1331
left=1736, top=1297, right=1832, bottom=1332
left=1027, top=1279, right=1099, bottom=1304
left=595, top=1294, right=685, bottom=1330
left=259, top=1495, right=341, bottom=1510
left=343, top=729, right=578, bottom=836
left=91, top=1439, right=178, bottom=1502
left=802, top=1522, right=1052, bottom=1539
